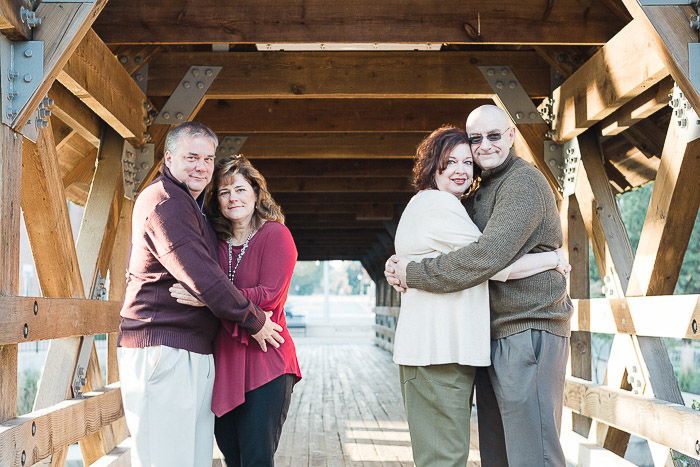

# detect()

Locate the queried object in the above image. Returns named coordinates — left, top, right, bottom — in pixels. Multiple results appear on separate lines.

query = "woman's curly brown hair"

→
left=205, top=155, right=285, bottom=241
left=412, top=125, right=481, bottom=197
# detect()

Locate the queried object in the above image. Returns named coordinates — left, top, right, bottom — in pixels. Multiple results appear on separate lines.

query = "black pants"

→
left=215, top=373, right=295, bottom=467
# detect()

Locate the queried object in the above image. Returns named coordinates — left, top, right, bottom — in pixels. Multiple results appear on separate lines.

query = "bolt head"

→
left=23, top=49, right=33, bottom=58
left=205, top=68, right=214, bottom=77
left=176, top=112, right=184, bottom=120
left=495, top=81, right=504, bottom=90
left=192, top=68, right=201, bottom=78
left=119, top=55, right=128, bottom=64
left=134, top=55, right=143, bottom=64
left=515, top=112, right=524, bottom=119
left=183, top=81, right=192, bottom=89
left=500, top=67, right=508, bottom=76
left=486, top=68, right=495, bottom=76
left=136, top=73, right=144, bottom=82
left=508, top=81, right=517, bottom=89
left=163, top=112, right=171, bottom=120
left=23, top=74, right=32, bottom=83
left=196, top=81, right=205, bottom=89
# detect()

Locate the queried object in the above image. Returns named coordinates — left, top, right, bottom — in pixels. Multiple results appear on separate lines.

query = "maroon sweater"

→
left=118, top=165, right=265, bottom=354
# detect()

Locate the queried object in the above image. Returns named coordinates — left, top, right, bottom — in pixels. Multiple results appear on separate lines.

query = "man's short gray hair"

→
left=163, top=122, right=219, bottom=155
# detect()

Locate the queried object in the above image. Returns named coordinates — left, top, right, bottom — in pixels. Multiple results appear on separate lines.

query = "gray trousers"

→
left=476, top=329, right=569, bottom=467
left=400, top=364, right=476, bottom=467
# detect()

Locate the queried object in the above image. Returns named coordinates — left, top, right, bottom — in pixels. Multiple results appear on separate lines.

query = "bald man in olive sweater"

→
left=386, top=105, right=573, bottom=466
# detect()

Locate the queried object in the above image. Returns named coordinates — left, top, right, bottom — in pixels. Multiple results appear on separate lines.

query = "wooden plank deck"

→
left=272, top=338, right=481, bottom=466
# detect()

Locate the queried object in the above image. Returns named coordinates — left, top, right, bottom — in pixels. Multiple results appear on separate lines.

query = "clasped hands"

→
left=169, top=283, right=285, bottom=352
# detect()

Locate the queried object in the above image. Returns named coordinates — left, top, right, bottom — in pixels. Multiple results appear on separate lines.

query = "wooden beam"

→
left=282, top=203, right=382, bottom=215
left=58, top=29, right=146, bottom=144
left=21, top=122, right=85, bottom=299
left=0, top=297, right=120, bottom=344
left=198, top=99, right=490, bottom=133
left=620, top=0, right=700, bottom=113
left=112, top=45, right=162, bottom=74
left=241, top=133, right=424, bottom=159
left=268, top=177, right=413, bottom=193
left=249, top=159, right=413, bottom=178
left=627, top=117, right=700, bottom=297
left=0, top=0, right=31, bottom=40
left=94, top=0, right=623, bottom=45
left=14, top=0, right=108, bottom=132
left=0, top=126, right=22, bottom=423
left=148, top=51, right=551, bottom=99
left=552, top=20, right=668, bottom=142
left=599, top=77, right=673, bottom=137
left=62, top=148, right=98, bottom=188
left=276, top=192, right=412, bottom=205
left=49, top=82, right=102, bottom=148
left=0, top=385, right=123, bottom=466
left=571, top=295, right=699, bottom=339
left=564, top=377, right=700, bottom=459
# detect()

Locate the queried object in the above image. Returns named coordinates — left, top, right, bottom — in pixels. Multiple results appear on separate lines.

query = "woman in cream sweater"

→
left=393, top=126, right=569, bottom=467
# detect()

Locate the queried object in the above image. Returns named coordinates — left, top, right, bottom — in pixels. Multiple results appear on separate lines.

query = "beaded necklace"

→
left=227, top=229, right=256, bottom=282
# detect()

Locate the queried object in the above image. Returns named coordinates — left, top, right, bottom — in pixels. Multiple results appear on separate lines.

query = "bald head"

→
left=466, top=105, right=511, bottom=133
left=465, top=104, right=515, bottom=170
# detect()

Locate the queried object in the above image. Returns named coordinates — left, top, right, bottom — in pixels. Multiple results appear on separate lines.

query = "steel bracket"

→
left=543, top=138, right=581, bottom=197
left=669, top=83, right=700, bottom=142
left=154, top=66, right=222, bottom=124
left=122, top=141, right=155, bottom=200
left=477, top=65, right=546, bottom=125
left=0, top=37, right=43, bottom=129
left=215, top=136, right=248, bottom=160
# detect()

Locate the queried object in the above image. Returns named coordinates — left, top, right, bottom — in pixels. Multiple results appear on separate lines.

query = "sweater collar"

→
left=480, top=148, right=516, bottom=180
left=160, top=163, right=207, bottom=210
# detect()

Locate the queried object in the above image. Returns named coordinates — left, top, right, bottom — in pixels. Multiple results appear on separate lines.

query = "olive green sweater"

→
left=406, top=151, right=573, bottom=339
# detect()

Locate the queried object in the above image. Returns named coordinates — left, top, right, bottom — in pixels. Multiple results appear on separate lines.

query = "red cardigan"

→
left=211, top=221, right=302, bottom=416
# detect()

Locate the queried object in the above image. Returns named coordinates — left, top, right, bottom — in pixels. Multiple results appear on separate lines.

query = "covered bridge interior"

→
left=0, top=0, right=699, bottom=465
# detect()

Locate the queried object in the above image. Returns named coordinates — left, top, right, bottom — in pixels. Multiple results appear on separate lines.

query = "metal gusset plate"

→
left=122, top=141, right=155, bottom=200
left=669, top=83, right=700, bottom=142
left=477, top=66, right=546, bottom=125
left=154, top=66, right=222, bottom=124
left=544, top=137, right=581, bottom=197
left=0, top=37, right=43, bottom=128
left=215, top=136, right=248, bottom=160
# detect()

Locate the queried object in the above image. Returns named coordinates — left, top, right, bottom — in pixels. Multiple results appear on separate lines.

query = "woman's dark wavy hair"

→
left=412, top=125, right=481, bottom=196
left=205, top=155, right=285, bottom=241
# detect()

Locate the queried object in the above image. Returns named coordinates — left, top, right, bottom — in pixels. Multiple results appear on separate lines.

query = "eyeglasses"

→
left=467, top=128, right=511, bottom=145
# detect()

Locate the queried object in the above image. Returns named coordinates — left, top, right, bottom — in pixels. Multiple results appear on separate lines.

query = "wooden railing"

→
left=373, top=294, right=700, bottom=463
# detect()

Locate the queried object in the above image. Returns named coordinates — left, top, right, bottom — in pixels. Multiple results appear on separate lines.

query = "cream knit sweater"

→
left=393, top=189, right=510, bottom=366
left=406, top=152, right=573, bottom=339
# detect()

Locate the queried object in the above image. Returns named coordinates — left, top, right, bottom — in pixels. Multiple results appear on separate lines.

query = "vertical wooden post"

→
left=0, top=126, right=22, bottom=423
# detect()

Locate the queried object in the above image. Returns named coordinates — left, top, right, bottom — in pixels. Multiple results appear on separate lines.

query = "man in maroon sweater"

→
left=118, top=122, right=283, bottom=466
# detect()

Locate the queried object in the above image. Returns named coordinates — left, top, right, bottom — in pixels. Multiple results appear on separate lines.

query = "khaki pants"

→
left=399, top=364, right=476, bottom=467
left=476, top=329, right=569, bottom=467
left=118, top=346, right=215, bottom=467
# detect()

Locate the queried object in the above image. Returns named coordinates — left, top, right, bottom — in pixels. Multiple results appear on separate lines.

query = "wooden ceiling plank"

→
left=148, top=51, right=551, bottom=99
left=57, top=29, right=146, bottom=144
left=198, top=99, right=491, bottom=133
left=552, top=20, right=668, bottom=142
left=93, top=0, right=623, bottom=45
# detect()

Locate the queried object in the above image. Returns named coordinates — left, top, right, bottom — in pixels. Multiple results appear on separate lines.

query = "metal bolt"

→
left=23, top=323, right=28, bottom=338
left=675, top=108, right=684, bottom=118
left=515, top=112, right=524, bottom=120
left=557, top=53, right=567, bottom=63
left=38, top=108, right=51, bottom=118
left=21, top=450, right=26, bottom=466
left=548, top=159, right=556, bottom=166
left=500, top=67, right=508, bottom=76
left=192, top=68, right=201, bottom=78
left=196, top=81, right=204, bottom=89
left=6, top=91, right=17, bottom=101
left=6, top=111, right=17, bottom=119
left=31, top=421, right=36, bottom=436
left=8, top=71, right=17, bottom=80
left=118, top=55, right=128, bottom=64
left=135, top=73, right=144, bottom=82
left=508, top=81, right=517, bottom=89
left=33, top=301, right=38, bottom=315
left=205, top=68, right=213, bottom=77
left=679, top=117, right=688, bottom=128
left=549, top=144, right=557, bottom=152
left=631, top=365, right=637, bottom=373
left=20, top=7, right=41, bottom=27
left=486, top=68, right=495, bottom=76
left=163, top=112, right=171, bottom=120
left=175, top=112, right=184, bottom=120
left=23, top=74, right=32, bottom=83
left=23, top=49, right=33, bottom=58
left=495, top=81, right=504, bottom=90
left=529, top=112, right=538, bottom=120
left=635, top=380, right=641, bottom=387
left=42, top=97, right=54, bottom=108
left=695, top=440, right=699, bottom=455
left=566, top=147, right=575, bottom=155
left=36, top=118, right=48, bottom=128
left=134, top=55, right=143, bottom=64
left=183, top=81, right=191, bottom=89
left=692, top=319, right=698, bottom=334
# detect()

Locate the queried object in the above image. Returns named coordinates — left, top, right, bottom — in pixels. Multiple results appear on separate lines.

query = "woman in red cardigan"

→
left=170, top=155, right=301, bottom=466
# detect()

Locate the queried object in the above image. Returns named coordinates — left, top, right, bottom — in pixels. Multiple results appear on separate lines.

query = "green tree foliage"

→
left=289, top=261, right=323, bottom=295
